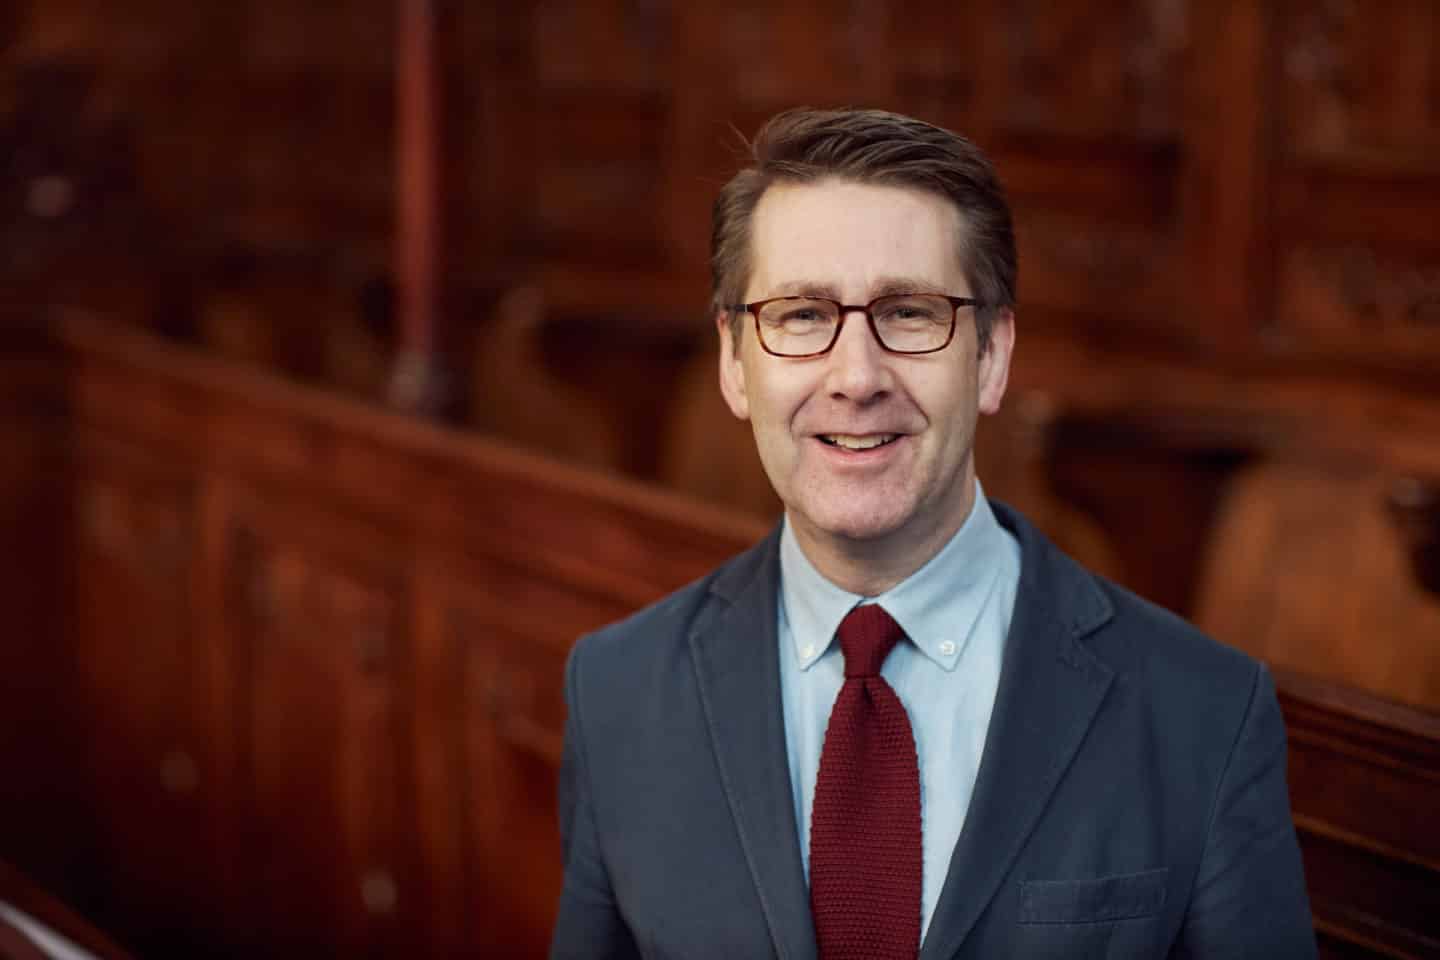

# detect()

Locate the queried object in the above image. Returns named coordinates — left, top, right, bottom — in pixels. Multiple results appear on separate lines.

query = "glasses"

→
left=727, top=293, right=981, bottom=358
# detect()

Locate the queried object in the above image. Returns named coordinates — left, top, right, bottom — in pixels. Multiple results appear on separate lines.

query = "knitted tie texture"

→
left=810, top=603, right=921, bottom=960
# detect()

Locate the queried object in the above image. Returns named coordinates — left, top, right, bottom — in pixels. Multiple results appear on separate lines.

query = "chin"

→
left=798, top=498, right=917, bottom=545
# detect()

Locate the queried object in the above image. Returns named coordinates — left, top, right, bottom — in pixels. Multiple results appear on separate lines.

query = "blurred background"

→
left=1, top=1, right=1438, bottom=957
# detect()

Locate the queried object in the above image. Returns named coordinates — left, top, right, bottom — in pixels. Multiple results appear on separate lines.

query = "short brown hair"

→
left=711, top=107, right=1016, bottom=352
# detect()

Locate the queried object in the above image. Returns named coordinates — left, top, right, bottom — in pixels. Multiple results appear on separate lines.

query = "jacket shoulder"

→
left=566, top=535, right=771, bottom=681
left=994, top=498, right=1258, bottom=694
left=1086, top=574, right=1264, bottom=731
left=1097, top=577, right=1255, bottom=674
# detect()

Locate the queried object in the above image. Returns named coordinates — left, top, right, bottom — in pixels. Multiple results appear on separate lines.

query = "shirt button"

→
left=801, top=643, right=815, bottom=658
left=939, top=640, right=957, bottom=657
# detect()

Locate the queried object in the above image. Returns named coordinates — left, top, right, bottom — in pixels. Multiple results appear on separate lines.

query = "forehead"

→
left=747, top=178, right=966, bottom=299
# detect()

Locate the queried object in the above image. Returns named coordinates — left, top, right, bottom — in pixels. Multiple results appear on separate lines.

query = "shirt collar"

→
left=779, top=480, right=1009, bottom=672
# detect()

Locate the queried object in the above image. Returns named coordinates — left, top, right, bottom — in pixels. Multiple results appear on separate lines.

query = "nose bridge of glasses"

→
left=830, top=300, right=889, bottom=358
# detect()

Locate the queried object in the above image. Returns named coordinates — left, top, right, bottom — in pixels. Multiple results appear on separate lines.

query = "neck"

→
left=790, top=479, right=978, bottom=596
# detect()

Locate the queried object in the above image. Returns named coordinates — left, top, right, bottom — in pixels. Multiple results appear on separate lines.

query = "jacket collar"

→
left=919, top=502, right=1115, bottom=958
left=690, top=527, right=817, bottom=960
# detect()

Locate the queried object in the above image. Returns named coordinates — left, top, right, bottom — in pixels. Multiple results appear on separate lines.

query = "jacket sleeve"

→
left=1175, top=663, right=1317, bottom=958
left=549, top=637, right=642, bottom=960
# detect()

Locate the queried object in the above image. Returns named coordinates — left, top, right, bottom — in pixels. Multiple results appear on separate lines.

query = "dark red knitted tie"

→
left=810, top=604, right=922, bottom=960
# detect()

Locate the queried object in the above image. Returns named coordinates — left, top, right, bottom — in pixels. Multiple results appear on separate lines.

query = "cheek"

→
left=913, top=364, right=967, bottom=414
left=746, top=368, right=810, bottom=431
left=918, top=373, right=980, bottom=451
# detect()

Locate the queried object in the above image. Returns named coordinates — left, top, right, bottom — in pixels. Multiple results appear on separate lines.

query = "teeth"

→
left=824, top=434, right=898, bottom=450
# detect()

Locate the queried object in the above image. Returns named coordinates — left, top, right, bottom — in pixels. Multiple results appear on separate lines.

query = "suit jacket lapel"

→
left=689, top=530, right=818, bottom=960
left=920, top=504, right=1116, bottom=960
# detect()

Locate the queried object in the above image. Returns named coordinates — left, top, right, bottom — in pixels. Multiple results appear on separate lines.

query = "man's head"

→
left=711, top=108, right=1017, bottom=591
left=711, top=108, right=1016, bottom=354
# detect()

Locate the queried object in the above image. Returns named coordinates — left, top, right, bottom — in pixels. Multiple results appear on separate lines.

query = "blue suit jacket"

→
left=551, top=502, right=1316, bottom=958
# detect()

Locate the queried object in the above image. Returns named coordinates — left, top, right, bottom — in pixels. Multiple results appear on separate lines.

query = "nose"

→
left=823, top=308, right=893, bottom=402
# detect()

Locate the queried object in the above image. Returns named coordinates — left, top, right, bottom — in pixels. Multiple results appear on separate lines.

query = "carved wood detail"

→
left=1015, top=211, right=1177, bottom=322
left=1281, top=0, right=1440, bottom=167
left=1279, top=247, right=1440, bottom=336
left=1386, top=476, right=1440, bottom=599
left=1271, top=245, right=1440, bottom=373
left=998, top=0, right=1187, bottom=141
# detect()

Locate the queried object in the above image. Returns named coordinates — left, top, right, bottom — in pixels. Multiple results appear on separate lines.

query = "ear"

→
left=977, top=309, right=1015, bottom=416
left=716, top=311, right=750, bottom=421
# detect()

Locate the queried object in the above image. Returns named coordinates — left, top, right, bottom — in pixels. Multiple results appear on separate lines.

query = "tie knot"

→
left=837, top=604, right=905, bottom=678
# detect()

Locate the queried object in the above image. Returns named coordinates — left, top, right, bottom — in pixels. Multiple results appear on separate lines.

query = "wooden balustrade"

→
left=18, top=316, right=766, bottom=957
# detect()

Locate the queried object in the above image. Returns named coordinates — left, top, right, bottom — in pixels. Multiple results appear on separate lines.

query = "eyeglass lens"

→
left=756, top=295, right=956, bottom=355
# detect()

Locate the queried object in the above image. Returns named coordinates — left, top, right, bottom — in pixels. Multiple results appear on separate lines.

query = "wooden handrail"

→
left=0, top=861, right=134, bottom=960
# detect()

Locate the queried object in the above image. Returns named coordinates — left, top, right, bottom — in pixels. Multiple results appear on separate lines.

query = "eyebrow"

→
left=768, top=280, right=842, bottom=299
left=870, top=277, right=949, bottom=298
left=765, top=277, right=950, bottom=301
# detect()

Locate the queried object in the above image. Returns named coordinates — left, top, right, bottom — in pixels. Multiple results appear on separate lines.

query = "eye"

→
left=764, top=299, right=836, bottom=329
left=876, top=295, right=947, bottom=325
left=879, top=304, right=934, bottom=321
left=781, top=308, right=823, bottom=324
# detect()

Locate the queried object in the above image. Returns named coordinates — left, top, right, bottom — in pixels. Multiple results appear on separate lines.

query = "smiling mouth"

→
left=818, top=434, right=900, bottom=451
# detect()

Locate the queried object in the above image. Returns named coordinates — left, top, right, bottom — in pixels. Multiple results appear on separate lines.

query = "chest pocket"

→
left=1018, top=867, right=1170, bottom=924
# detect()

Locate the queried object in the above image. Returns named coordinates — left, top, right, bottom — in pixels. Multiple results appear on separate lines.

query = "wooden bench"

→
left=28, top=314, right=764, bottom=956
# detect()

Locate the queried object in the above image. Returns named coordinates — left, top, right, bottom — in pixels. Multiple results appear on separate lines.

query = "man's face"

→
left=718, top=178, right=1013, bottom=566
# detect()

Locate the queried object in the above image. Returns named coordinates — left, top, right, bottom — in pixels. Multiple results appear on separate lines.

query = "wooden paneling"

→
left=1277, top=671, right=1440, bottom=959
left=1173, top=0, right=1278, bottom=352
left=1263, top=0, right=1440, bottom=376
left=1269, top=233, right=1440, bottom=378
left=222, top=494, right=410, bottom=954
left=0, top=332, right=71, bottom=892
left=65, top=434, right=212, bottom=952
left=1278, top=0, right=1440, bottom=169
left=7, top=0, right=393, bottom=259
left=47, top=317, right=768, bottom=956
left=444, top=564, right=623, bottom=955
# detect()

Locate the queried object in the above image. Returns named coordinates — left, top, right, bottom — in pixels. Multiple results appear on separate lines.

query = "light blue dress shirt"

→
left=778, top=481, right=1021, bottom=940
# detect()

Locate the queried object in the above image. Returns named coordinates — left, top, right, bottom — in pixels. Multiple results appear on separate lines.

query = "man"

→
left=551, top=108, right=1315, bottom=959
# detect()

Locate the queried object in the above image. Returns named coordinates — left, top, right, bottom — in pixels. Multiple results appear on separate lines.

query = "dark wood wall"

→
left=3, top=1, right=1440, bottom=957
left=10, top=2, right=1439, bottom=413
left=4, top=1, right=393, bottom=264
left=7, top=0, right=1439, bottom=573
